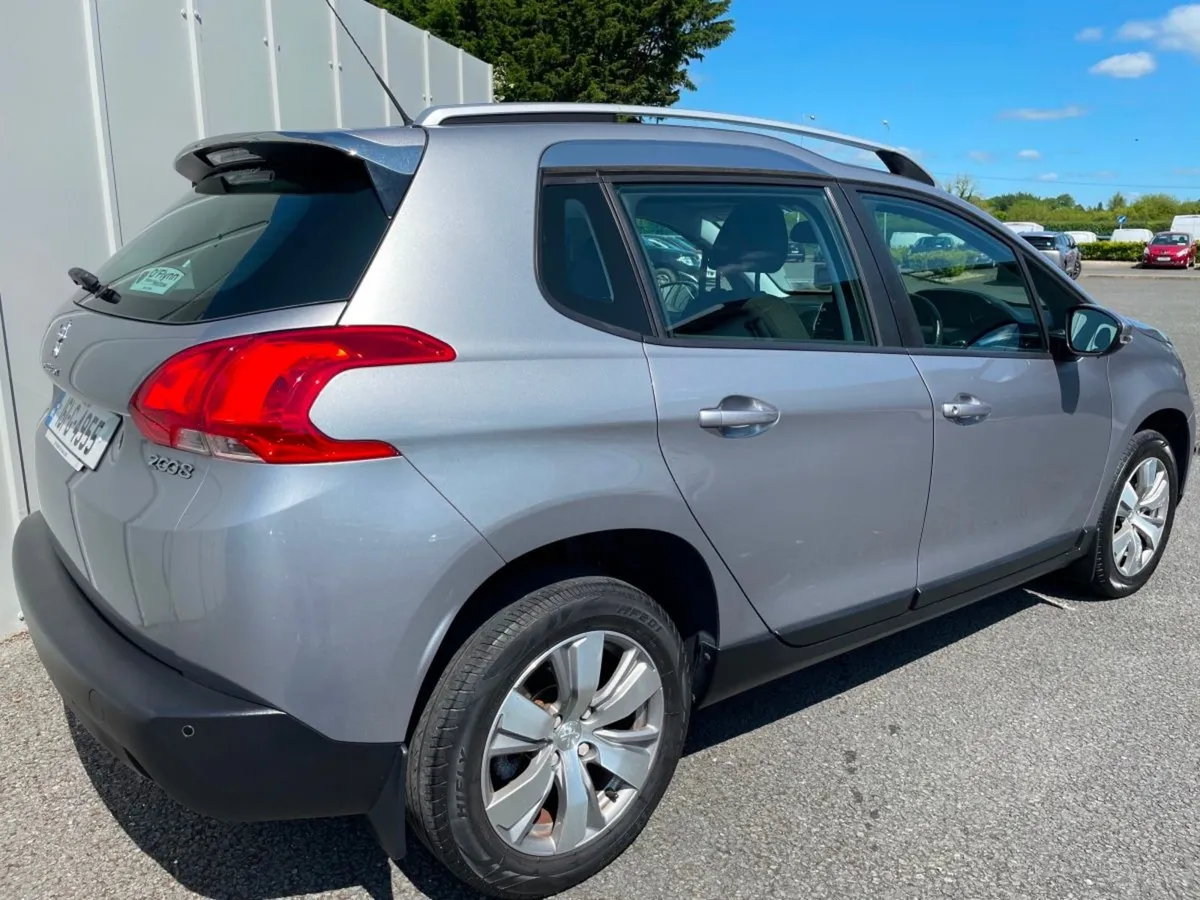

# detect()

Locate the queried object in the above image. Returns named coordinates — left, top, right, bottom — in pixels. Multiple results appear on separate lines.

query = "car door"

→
left=850, top=190, right=1113, bottom=605
left=611, top=178, right=936, bottom=644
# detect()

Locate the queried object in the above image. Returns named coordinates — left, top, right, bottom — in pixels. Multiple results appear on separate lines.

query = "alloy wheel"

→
left=1112, top=457, right=1170, bottom=577
left=481, top=630, right=665, bottom=856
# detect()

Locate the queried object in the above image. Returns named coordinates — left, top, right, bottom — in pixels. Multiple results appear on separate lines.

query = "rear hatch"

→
left=35, top=130, right=422, bottom=628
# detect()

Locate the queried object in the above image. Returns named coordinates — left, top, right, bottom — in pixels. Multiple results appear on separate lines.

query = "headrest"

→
left=790, top=218, right=817, bottom=244
left=710, top=200, right=788, bottom=272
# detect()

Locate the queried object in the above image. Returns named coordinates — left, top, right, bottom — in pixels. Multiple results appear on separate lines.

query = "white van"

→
left=1111, top=228, right=1154, bottom=244
left=1065, top=230, right=1097, bottom=244
left=1169, top=215, right=1200, bottom=243
left=1004, top=222, right=1043, bottom=234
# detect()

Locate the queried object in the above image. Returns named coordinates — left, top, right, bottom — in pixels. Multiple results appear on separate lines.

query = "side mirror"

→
left=1065, top=304, right=1130, bottom=356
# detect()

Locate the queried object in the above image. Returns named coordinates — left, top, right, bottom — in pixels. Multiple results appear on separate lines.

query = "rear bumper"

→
left=13, top=512, right=407, bottom=856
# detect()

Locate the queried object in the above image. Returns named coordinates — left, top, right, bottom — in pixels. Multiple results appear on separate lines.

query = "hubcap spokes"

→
left=482, top=631, right=665, bottom=856
left=1113, top=457, right=1169, bottom=578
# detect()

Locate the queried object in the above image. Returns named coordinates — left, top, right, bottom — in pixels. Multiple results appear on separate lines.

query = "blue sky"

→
left=687, top=1, right=1200, bottom=205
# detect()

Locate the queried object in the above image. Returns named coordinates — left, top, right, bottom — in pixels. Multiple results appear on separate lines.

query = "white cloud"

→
left=1089, top=51, right=1157, bottom=78
left=968, top=150, right=993, bottom=163
left=999, top=105, right=1087, bottom=121
left=1038, top=173, right=1059, bottom=182
left=1174, top=166, right=1200, bottom=175
left=1118, top=6, right=1200, bottom=56
left=1118, top=20, right=1158, bottom=40
left=1017, top=149, right=1041, bottom=160
left=1076, top=26, right=1104, bottom=41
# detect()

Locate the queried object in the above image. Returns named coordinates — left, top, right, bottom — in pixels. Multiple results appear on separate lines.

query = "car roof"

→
left=1023, top=231, right=1060, bottom=238
left=179, top=102, right=951, bottom=198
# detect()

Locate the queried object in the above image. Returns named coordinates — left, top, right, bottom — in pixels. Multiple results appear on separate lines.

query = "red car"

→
left=1141, top=231, right=1197, bottom=268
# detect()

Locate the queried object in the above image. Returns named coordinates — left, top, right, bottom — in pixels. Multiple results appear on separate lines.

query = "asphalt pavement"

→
left=2, top=272, right=1198, bottom=900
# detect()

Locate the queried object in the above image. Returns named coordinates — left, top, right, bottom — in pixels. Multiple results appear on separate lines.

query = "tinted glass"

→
left=861, top=194, right=1046, bottom=353
left=1027, top=259, right=1084, bottom=332
left=1023, top=235, right=1057, bottom=250
left=1151, top=233, right=1190, bottom=246
left=84, top=158, right=396, bottom=323
left=538, top=182, right=651, bottom=334
left=614, top=183, right=873, bottom=345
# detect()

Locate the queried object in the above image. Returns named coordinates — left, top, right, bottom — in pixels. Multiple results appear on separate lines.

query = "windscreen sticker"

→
left=129, top=263, right=193, bottom=295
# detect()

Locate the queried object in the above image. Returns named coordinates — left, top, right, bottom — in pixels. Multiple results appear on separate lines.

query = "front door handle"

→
left=942, top=394, right=992, bottom=422
left=698, top=396, right=780, bottom=438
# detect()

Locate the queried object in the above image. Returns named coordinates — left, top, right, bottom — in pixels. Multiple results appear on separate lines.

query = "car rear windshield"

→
left=1023, top=236, right=1056, bottom=250
left=80, top=153, right=400, bottom=323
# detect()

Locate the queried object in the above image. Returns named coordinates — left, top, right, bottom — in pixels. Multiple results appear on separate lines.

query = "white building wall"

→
left=0, top=0, right=493, bottom=635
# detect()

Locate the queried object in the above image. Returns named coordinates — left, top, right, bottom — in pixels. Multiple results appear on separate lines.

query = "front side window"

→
left=614, top=183, right=873, bottom=345
left=860, top=194, right=1046, bottom=353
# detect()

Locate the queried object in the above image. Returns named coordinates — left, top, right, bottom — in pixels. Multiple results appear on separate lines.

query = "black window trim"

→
left=596, top=169, right=908, bottom=354
left=534, top=172, right=659, bottom=342
left=841, top=183, right=1059, bottom=360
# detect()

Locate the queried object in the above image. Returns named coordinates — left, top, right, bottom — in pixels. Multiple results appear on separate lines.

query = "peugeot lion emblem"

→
left=52, top=320, right=71, bottom=357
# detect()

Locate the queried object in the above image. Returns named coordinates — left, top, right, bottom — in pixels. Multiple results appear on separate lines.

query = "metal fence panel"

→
left=462, top=53, right=493, bottom=106
left=272, top=0, right=338, bottom=130
left=427, top=34, right=462, bottom=106
left=335, top=0, right=389, bottom=129
left=383, top=13, right=428, bottom=119
left=96, top=0, right=200, bottom=239
left=197, top=0, right=276, bottom=137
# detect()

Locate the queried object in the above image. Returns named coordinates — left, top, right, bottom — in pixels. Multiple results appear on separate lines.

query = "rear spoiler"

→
left=173, top=130, right=425, bottom=213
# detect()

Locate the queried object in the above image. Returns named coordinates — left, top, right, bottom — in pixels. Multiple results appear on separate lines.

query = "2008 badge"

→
left=148, top=454, right=195, bottom=479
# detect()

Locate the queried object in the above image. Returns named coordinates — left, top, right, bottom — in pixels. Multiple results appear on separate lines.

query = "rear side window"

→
left=82, top=153, right=398, bottom=323
left=538, top=182, right=652, bottom=335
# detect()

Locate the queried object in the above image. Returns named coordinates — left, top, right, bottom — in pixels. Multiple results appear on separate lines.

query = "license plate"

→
left=45, top=393, right=121, bottom=470
left=1157, top=256, right=1171, bottom=261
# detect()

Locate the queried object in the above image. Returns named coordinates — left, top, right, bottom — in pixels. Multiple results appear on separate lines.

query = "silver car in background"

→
left=1022, top=230, right=1083, bottom=279
left=13, top=102, right=1194, bottom=899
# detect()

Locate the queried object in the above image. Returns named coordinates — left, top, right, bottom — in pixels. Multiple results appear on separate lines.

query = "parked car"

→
left=15, top=102, right=1195, bottom=900
left=1003, top=221, right=1044, bottom=234
left=1112, top=227, right=1155, bottom=244
left=1141, top=231, right=1196, bottom=269
left=1065, top=230, right=1097, bottom=245
left=1021, top=230, right=1083, bottom=279
left=639, top=233, right=701, bottom=286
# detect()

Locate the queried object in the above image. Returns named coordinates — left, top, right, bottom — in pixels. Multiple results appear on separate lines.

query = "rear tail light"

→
left=129, top=326, right=455, bottom=464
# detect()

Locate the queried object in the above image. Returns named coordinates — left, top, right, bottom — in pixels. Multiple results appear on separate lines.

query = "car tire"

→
left=405, top=576, right=690, bottom=899
left=1069, top=430, right=1178, bottom=599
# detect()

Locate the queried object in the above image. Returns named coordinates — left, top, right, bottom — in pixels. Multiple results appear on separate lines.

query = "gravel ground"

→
left=2, top=274, right=1199, bottom=900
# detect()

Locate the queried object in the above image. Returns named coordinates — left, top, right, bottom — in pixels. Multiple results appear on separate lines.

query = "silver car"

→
left=1023, top=230, right=1083, bottom=279
left=14, top=103, right=1195, bottom=899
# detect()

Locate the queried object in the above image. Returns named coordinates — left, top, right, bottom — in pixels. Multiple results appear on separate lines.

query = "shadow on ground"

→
left=72, top=585, right=1053, bottom=900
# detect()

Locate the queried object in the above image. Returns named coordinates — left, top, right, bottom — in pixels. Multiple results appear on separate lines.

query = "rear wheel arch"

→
left=406, top=528, right=722, bottom=743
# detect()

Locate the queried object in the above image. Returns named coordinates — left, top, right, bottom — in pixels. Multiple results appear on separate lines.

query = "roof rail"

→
left=415, top=102, right=936, bottom=187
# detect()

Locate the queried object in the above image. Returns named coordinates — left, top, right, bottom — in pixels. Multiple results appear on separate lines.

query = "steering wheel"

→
left=910, top=293, right=943, bottom=346
left=656, top=277, right=700, bottom=315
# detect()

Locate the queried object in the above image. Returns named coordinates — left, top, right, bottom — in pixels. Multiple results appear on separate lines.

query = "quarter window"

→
left=614, top=183, right=873, bottom=345
left=860, top=194, right=1047, bottom=353
left=538, top=182, right=651, bottom=335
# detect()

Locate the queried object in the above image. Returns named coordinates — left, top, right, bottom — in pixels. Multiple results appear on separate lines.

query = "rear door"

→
left=613, top=178, right=936, bottom=645
left=848, top=189, right=1112, bottom=604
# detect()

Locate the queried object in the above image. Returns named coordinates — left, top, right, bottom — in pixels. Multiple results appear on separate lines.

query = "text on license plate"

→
left=45, top=393, right=121, bottom=470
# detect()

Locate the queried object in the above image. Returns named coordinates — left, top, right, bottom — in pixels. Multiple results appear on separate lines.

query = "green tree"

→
left=373, top=0, right=734, bottom=106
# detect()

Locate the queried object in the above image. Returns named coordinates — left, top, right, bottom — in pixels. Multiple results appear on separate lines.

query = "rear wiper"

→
left=68, top=266, right=120, bottom=304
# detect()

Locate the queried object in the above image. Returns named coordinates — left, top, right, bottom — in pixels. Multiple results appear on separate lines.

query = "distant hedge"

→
left=1079, top=241, right=1148, bottom=262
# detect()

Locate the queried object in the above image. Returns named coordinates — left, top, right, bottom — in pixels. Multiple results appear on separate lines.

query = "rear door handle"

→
left=941, top=394, right=992, bottom=422
left=698, top=396, right=780, bottom=438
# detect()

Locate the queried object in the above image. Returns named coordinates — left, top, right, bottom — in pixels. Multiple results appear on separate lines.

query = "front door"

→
left=613, top=179, right=935, bottom=644
left=852, top=191, right=1113, bottom=603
